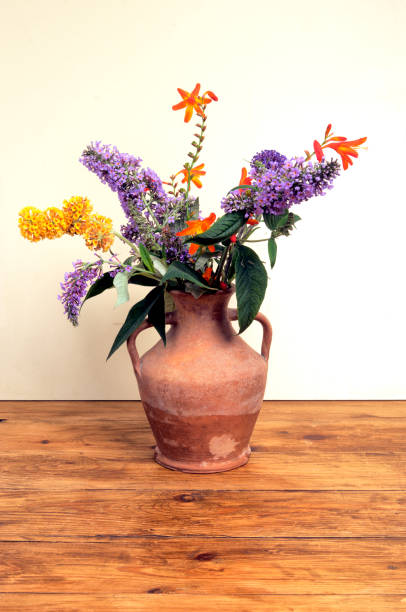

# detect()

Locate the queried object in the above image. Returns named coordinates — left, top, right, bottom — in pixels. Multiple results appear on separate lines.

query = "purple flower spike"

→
left=58, top=260, right=102, bottom=326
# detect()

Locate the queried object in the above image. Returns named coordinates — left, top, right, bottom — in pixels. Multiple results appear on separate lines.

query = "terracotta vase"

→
left=127, top=288, right=272, bottom=473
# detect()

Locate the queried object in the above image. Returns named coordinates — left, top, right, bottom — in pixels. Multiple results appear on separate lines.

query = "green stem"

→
left=223, top=246, right=235, bottom=282
left=214, top=244, right=231, bottom=284
left=185, top=106, right=207, bottom=211
left=113, top=232, right=140, bottom=254
left=142, top=195, right=161, bottom=229
left=245, top=238, right=269, bottom=243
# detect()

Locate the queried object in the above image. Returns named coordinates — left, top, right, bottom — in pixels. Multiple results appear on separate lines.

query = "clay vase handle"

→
left=228, top=308, right=273, bottom=362
left=127, top=312, right=176, bottom=379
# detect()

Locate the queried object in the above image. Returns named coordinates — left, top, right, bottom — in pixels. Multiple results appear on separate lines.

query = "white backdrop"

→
left=1, top=0, right=405, bottom=399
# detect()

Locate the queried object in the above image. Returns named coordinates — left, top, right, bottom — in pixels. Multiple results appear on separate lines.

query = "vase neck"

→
left=170, top=290, right=234, bottom=333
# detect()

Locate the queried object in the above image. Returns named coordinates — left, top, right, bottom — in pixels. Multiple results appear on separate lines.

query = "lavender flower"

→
left=80, top=142, right=141, bottom=196
left=250, top=149, right=287, bottom=175
left=81, top=141, right=193, bottom=264
left=58, top=260, right=102, bottom=326
left=222, top=157, right=340, bottom=217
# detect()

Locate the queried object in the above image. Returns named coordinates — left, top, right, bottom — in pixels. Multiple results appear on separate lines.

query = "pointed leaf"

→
left=275, top=210, right=290, bottom=228
left=113, top=271, right=130, bottom=307
left=186, top=211, right=246, bottom=246
left=292, top=214, right=301, bottom=224
left=150, top=255, right=168, bottom=277
left=129, top=274, right=159, bottom=287
left=227, top=184, right=256, bottom=194
left=123, top=256, right=136, bottom=266
left=164, top=290, right=176, bottom=313
left=184, top=282, right=206, bottom=299
left=235, top=244, right=268, bottom=333
left=160, top=261, right=215, bottom=290
left=148, top=287, right=166, bottom=345
left=81, top=273, right=113, bottom=307
left=139, top=243, right=155, bottom=273
left=107, top=286, right=163, bottom=360
left=268, top=238, right=277, bottom=269
left=263, top=210, right=289, bottom=231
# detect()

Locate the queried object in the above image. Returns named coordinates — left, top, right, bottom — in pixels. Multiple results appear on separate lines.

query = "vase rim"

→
left=169, top=285, right=235, bottom=297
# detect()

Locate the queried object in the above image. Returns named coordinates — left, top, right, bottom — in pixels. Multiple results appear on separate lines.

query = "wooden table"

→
left=0, top=400, right=405, bottom=611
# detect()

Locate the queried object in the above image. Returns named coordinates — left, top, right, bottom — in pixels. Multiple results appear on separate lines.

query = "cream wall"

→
left=1, top=0, right=405, bottom=399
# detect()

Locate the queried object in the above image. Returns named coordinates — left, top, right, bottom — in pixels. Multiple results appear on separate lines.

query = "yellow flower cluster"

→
left=82, top=214, right=114, bottom=252
left=18, top=197, right=114, bottom=252
left=18, top=206, right=68, bottom=241
left=62, top=196, right=93, bottom=235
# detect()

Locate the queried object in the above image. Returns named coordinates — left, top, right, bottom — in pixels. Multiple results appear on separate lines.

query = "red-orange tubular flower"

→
left=239, top=167, right=252, bottom=193
left=176, top=212, right=216, bottom=255
left=176, top=163, right=206, bottom=189
left=313, top=125, right=367, bottom=170
left=172, top=83, right=218, bottom=122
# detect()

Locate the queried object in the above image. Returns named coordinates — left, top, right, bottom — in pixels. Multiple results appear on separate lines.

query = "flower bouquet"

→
left=18, top=84, right=366, bottom=472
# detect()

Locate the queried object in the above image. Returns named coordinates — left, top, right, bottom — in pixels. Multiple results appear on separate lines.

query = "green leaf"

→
left=292, top=214, right=301, bottom=224
left=194, top=247, right=223, bottom=272
left=263, top=210, right=289, bottom=231
left=227, top=184, right=257, bottom=194
left=107, top=286, right=163, bottom=360
left=150, top=255, right=168, bottom=277
left=164, top=290, right=176, bottom=313
left=275, top=210, right=290, bottom=228
left=148, top=286, right=166, bottom=345
left=186, top=211, right=246, bottom=246
left=184, top=282, right=206, bottom=299
left=123, top=256, right=136, bottom=266
left=113, top=271, right=130, bottom=307
left=81, top=271, right=159, bottom=314
left=81, top=273, right=113, bottom=307
left=138, top=243, right=155, bottom=273
left=225, top=248, right=237, bottom=283
left=128, top=274, right=159, bottom=287
left=160, top=261, right=215, bottom=290
left=235, top=244, right=268, bottom=333
left=268, top=238, right=277, bottom=269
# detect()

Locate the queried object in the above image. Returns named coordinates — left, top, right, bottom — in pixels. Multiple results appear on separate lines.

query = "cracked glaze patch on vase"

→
left=127, top=288, right=272, bottom=473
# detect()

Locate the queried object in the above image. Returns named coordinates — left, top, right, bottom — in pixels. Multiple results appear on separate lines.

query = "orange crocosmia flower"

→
left=202, top=266, right=213, bottom=282
left=324, top=137, right=368, bottom=170
left=172, top=83, right=218, bottom=122
left=239, top=167, right=252, bottom=193
left=314, top=125, right=367, bottom=170
left=176, top=212, right=216, bottom=256
left=176, top=163, right=206, bottom=189
left=313, top=140, right=324, bottom=162
left=246, top=217, right=259, bottom=226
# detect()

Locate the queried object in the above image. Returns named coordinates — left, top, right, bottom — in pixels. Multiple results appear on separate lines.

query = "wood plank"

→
left=1, top=410, right=406, bottom=455
left=1, top=400, right=405, bottom=421
left=0, top=540, right=405, bottom=595
left=1, top=490, right=406, bottom=540
left=1, top=450, right=405, bottom=491
left=1, top=400, right=405, bottom=456
left=1, top=400, right=405, bottom=491
left=0, top=593, right=405, bottom=611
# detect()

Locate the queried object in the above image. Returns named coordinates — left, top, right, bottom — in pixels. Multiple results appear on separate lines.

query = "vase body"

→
left=127, top=289, right=272, bottom=473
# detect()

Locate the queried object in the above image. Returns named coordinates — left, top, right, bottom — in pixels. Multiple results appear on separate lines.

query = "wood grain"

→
left=1, top=539, right=406, bottom=594
left=0, top=400, right=405, bottom=610
left=1, top=401, right=405, bottom=491
left=1, top=490, right=406, bottom=539
left=2, top=451, right=405, bottom=491
left=0, top=594, right=405, bottom=612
